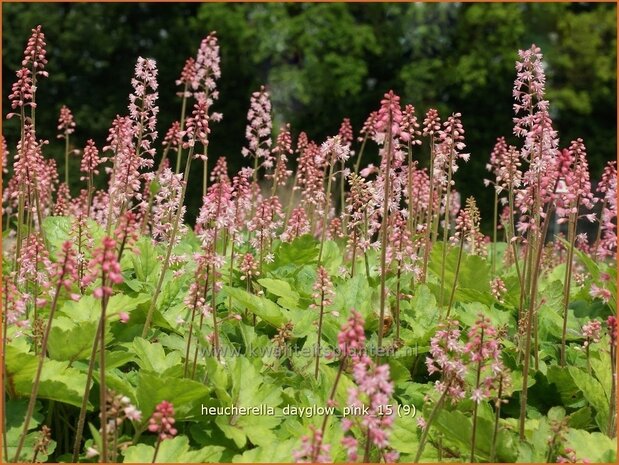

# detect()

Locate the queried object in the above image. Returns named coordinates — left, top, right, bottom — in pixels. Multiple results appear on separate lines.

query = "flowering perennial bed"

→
left=2, top=26, right=617, bottom=463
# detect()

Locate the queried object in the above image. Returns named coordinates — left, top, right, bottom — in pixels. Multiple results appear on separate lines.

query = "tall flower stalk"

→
left=512, top=44, right=560, bottom=439
left=435, top=113, right=468, bottom=310
left=12, top=242, right=77, bottom=462
left=241, top=86, right=272, bottom=183
left=142, top=95, right=214, bottom=338
left=556, top=140, right=595, bottom=366
left=375, top=91, right=401, bottom=350
left=317, top=136, right=350, bottom=265
left=57, top=105, right=76, bottom=187
left=311, top=266, right=335, bottom=379
left=72, top=237, right=123, bottom=462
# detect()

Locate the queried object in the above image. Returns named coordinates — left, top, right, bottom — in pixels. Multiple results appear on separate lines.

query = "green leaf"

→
left=568, top=366, right=609, bottom=432
left=258, top=278, right=301, bottom=307
left=565, top=429, right=616, bottom=462
left=389, top=415, right=419, bottom=454
left=401, top=284, right=439, bottom=342
left=224, top=286, right=288, bottom=327
left=232, top=438, right=298, bottom=462
left=270, top=235, right=318, bottom=269
left=5, top=344, right=87, bottom=408
left=5, top=399, right=55, bottom=462
left=47, top=318, right=98, bottom=362
left=123, top=436, right=224, bottom=463
left=135, top=372, right=211, bottom=421
left=331, top=274, right=374, bottom=319
left=213, top=358, right=283, bottom=448
left=132, top=237, right=162, bottom=284
left=131, top=338, right=182, bottom=374
left=434, top=409, right=517, bottom=462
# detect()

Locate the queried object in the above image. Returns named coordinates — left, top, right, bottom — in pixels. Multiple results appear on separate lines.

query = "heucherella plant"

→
left=2, top=23, right=616, bottom=465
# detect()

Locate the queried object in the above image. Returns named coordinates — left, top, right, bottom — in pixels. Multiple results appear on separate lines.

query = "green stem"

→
left=560, top=207, right=578, bottom=367
left=353, top=134, right=368, bottom=175
left=446, top=235, right=465, bottom=317
left=414, top=388, right=449, bottom=463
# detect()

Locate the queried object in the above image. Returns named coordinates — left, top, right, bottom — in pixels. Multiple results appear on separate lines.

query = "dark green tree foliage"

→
left=3, top=3, right=616, bottom=229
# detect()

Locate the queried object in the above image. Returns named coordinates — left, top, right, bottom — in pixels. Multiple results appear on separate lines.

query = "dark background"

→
left=3, top=3, right=616, bottom=229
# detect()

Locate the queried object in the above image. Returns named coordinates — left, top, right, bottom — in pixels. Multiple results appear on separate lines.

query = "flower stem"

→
left=560, top=207, right=578, bottom=366
left=317, top=160, right=335, bottom=265
left=13, top=257, right=68, bottom=462
left=470, top=328, right=484, bottom=462
left=414, top=387, right=449, bottom=463
left=142, top=144, right=196, bottom=338
left=378, top=111, right=393, bottom=351
left=446, top=235, right=465, bottom=317
left=314, top=297, right=325, bottom=380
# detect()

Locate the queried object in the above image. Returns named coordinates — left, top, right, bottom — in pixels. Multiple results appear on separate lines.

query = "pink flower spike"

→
left=119, top=312, right=130, bottom=323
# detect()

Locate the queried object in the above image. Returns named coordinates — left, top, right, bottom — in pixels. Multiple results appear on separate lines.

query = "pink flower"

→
left=337, top=310, right=366, bottom=358
left=311, top=267, right=335, bottom=310
left=119, top=312, right=130, bottom=324
left=248, top=196, right=283, bottom=252
left=490, top=277, right=507, bottom=303
left=83, top=237, right=123, bottom=298
left=162, top=121, right=183, bottom=149
left=148, top=400, right=177, bottom=440
left=210, top=156, right=230, bottom=184
left=18, top=234, right=53, bottom=307
left=281, top=207, right=310, bottom=242
left=270, top=124, right=293, bottom=187
left=123, top=404, right=142, bottom=422
left=148, top=168, right=187, bottom=244
left=8, top=68, right=35, bottom=113
left=175, top=57, right=197, bottom=96
left=194, top=32, right=221, bottom=97
left=54, top=183, right=71, bottom=216
left=582, top=320, right=602, bottom=347
left=589, top=284, right=611, bottom=304
left=375, top=90, right=403, bottom=141
left=320, top=135, right=350, bottom=165
left=56, top=105, right=76, bottom=138
left=338, top=117, right=354, bottom=145
left=401, top=104, right=422, bottom=145
left=129, top=57, right=159, bottom=160
left=239, top=253, right=259, bottom=280
left=184, top=95, right=212, bottom=151
left=360, top=164, right=377, bottom=178
left=104, top=116, right=141, bottom=220
left=21, top=25, right=48, bottom=76
left=422, top=108, right=441, bottom=137
left=241, top=86, right=273, bottom=170
left=293, top=426, right=331, bottom=463
left=359, top=110, right=378, bottom=142
left=196, top=181, right=234, bottom=247
left=80, top=139, right=102, bottom=180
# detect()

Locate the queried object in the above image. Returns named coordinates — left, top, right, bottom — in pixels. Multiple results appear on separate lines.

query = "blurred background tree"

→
left=3, top=2, right=616, bottom=228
